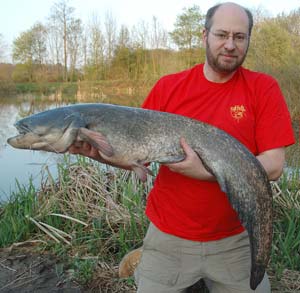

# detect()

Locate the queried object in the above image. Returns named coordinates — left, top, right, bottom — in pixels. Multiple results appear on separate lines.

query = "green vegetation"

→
left=0, top=3, right=299, bottom=289
left=0, top=156, right=151, bottom=290
left=0, top=154, right=299, bottom=290
left=271, top=170, right=300, bottom=273
left=0, top=4, right=300, bottom=117
left=0, top=179, right=38, bottom=245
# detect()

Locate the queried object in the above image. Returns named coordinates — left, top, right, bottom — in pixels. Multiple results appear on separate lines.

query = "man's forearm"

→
left=256, top=148, right=285, bottom=181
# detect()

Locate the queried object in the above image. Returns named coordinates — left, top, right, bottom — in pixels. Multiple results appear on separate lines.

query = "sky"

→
left=0, top=0, right=300, bottom=59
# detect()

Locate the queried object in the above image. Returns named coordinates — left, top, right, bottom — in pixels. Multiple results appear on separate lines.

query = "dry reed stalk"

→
left=272, top=182, right=300, bottom=211
left=31, top=163, right=146, bottom=248
left=269, top=269, right=300, bottom=292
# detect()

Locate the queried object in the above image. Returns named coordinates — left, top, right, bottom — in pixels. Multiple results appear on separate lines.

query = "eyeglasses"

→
left=209, top=30, right=249, bottom=45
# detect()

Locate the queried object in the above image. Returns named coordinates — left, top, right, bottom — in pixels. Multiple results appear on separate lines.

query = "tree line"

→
left=0, top=1, right=299, bottom=117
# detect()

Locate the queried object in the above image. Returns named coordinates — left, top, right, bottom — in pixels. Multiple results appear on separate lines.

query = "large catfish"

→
left=7, top=103, right=273, bottom=290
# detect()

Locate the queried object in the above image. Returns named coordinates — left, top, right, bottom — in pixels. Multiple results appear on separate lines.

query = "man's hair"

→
left=204, top=3, right=254, bottom=36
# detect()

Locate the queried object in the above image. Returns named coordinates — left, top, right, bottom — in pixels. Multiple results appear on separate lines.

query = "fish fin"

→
left=132, top=163, right=153, bottom=182
left=78, top=128, right=114, bottom=157
left=157, top=154, right=185, bottom=164
left=250, top=264, right=265, bottom=290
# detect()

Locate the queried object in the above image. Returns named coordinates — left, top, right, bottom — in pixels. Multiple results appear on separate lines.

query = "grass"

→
left=269, top=167, right=300, bottom=291
left=14, top=82, right=78, bottom=96
left=0, top=156, right=299, bottom=291
left=271, top=171, right=300, bottom=275
left=0, top=178, right=39, bottom=246
left=1, top=81, right=147, bottom=107
left=0, top=155, right=151, bottom=290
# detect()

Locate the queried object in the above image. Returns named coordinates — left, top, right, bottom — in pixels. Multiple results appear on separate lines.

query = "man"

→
left=69, top=2, right=295, bottom=292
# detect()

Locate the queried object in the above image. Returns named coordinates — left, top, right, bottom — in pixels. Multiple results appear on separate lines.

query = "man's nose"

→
left=224, top=36, right=236, bottom=50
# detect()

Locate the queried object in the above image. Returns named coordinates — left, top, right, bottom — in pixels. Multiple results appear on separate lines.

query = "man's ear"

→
left=202, top=29, right=208, bottom=48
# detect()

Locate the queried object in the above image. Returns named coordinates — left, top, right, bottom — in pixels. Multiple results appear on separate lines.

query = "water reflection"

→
left=0, top=96, right=70, bottom=201
left=0, top=145, right=62, bottom=201
left=1, top=94, right=298, bottom=201
left=0, top=104, right=19, bottom=151
left=0, top=91, right=142, bottom=201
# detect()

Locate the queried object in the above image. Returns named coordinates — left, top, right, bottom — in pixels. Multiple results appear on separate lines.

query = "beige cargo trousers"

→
left=134, top=223, right=271, bottom=293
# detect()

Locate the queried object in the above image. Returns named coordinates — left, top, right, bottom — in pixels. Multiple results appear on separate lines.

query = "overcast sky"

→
left=1, top=0, right=299, bottom=53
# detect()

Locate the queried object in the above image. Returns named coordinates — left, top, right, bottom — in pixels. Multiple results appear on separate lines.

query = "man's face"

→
left=203, top=5, right=250, bottom=74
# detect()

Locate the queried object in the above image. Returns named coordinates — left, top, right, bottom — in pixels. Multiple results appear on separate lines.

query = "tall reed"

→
left=0, top=156, right=299, bottom=291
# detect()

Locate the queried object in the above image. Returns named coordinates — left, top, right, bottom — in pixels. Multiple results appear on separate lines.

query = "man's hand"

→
left=68, top=141, right=104, bottom=162
left=166, top=137, right=215, bottom=181
left=166, top=138, right=285, bottom=182
left=68, top=141, right=131, bottom=170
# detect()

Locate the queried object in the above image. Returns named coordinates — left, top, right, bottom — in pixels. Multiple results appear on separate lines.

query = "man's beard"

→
left=206, top=41, right=248, bottom=74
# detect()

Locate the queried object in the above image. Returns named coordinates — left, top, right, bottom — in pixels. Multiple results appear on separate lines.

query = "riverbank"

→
left=1, top=247, right=299, bottom=292
left=0, top=80, right=155, bottom=107
left=0, top=156, right=299, bottom=291
left=0, top=157, right=148, bottom=292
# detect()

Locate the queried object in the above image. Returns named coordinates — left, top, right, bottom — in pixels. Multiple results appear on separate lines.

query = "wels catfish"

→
left=7, top=103, right=273, bottom=290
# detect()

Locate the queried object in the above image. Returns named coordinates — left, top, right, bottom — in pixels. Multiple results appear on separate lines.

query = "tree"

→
left=49, top=0, right=77, bottom=81
left=85, top=14, right=106, bottom=80
left=118, top=25, right=131, bottom=48
left=68, top=18, right=83, bottom=81
left=150, top=16, right=168, bottom=49
left=274, top=10, right=300, bottom=117
left=130, top=21, right=150, bottom=79
left=149, top=17, right=169, bottom=76
left=169, top=5, right=204, bottom=50
left=276, top=8, right=300, bottom=48
left=169, top=5, right=205, bottom=67
left=47, top=14, right=64, bottom=80
left=110, top=25, right=132, bottom=79
left=131, top=20, right=149, bottom=49
left=247, top=19, right=292, bottom=71
left=12, top=23, right=47, bottom=81
left=13, top=23, right=47, bottom=64
left=246, top=16, right=299, bottom=117
left=104, top=11, right=117, bottom=66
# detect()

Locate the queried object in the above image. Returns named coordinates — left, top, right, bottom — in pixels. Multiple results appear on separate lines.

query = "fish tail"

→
left=250, top=264, right=265, bottom=290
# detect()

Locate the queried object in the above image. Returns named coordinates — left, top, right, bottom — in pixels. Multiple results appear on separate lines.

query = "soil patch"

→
left=0, top=247, right=299, bottom=292
left=0, top=248, right=81, bottom=293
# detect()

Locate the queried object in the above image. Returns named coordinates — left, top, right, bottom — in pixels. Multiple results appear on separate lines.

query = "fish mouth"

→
left=7, top=121, right=50, bottom=150
left=7, top=122, right=32, bottom=145
left=8, top=133, right=25, bottom=141
left=7, top=120, right=76, bottom=153
left=7, top=132, right=42, bottom=149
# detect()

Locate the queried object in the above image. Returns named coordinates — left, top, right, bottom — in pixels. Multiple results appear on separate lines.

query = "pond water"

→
left=0, top=96, right=73, bottom=202
left=0, top=91, right=143, bottom=203
left=0, top=94, right=298, bottom=202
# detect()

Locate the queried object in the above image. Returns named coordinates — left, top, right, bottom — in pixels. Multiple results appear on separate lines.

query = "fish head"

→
left=7, top=108, right=84, bottom=153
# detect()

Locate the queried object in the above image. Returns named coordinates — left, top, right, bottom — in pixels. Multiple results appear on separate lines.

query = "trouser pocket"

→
left=135, top=223, right=181, bottom=286
left=136, top=249, right=180, bottom=286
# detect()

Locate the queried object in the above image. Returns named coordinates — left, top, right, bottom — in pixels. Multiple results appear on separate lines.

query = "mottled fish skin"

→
left=7, top=103, right=273, bottom=289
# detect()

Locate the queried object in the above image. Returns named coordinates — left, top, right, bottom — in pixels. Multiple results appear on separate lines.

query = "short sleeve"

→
left=255, top=77, right=295, bottom=153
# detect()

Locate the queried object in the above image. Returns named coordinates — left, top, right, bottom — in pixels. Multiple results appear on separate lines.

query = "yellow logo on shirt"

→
left=230, top=105, right=246, bottom=122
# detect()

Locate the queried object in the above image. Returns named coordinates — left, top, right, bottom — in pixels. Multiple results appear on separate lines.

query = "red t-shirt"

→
left=142, top=64, right=295, bottom=241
